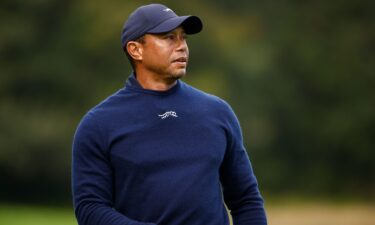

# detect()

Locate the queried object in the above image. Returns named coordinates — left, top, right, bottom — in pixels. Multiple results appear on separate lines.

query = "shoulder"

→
left=180, top=81, right=232, bottom=110
left=77, top=87, right=127, bottom=130
left=179, top=81, right=239, bottom=126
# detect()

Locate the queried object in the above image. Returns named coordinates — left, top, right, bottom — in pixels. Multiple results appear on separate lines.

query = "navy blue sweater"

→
left=72, top=73, right=267, bottom=225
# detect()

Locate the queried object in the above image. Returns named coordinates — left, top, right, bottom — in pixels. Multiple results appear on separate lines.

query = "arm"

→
left=72, top=112, right=156, bottom=225
left=219, top=104, right=267, bottom=225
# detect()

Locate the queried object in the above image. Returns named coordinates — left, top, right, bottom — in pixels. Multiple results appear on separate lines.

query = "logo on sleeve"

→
left=158, top=111, right=178, bottom=119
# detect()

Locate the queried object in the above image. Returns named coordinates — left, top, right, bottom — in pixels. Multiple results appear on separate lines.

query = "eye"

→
left=165, top=34, right=175, bottom=40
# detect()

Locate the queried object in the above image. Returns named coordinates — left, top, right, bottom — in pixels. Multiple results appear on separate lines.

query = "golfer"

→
left=72, top=3, right=267, bottom=225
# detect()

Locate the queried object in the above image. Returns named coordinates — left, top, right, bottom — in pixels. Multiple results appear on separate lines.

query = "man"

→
left=72, top=3, right=267, bottom=225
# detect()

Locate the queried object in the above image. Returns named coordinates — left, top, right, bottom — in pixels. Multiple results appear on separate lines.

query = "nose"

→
left=176, top=36, right=188, bottom=52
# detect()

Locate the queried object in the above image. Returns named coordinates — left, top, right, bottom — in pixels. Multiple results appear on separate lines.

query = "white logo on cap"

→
left=163, top=8, right=173, bottom=12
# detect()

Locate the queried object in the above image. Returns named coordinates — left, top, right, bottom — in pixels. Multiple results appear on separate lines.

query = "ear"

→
left=126, top=41, right=143, bottom=61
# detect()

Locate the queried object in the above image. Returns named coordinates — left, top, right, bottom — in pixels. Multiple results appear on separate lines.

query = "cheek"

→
left=144, top=47, right=171, bottom=64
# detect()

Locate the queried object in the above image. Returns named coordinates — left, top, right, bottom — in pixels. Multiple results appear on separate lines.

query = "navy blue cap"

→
left=121, top=4, right=203, bottom=51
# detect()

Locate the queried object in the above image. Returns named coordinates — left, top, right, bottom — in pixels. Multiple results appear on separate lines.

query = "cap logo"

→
left=163, top=8, right=173, bottom=12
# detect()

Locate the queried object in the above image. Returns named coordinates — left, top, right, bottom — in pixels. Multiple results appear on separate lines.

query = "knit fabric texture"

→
left=72, top=73, right=267, bottom=225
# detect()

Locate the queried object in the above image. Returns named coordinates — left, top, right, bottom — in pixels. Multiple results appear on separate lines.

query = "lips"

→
left=172, top=57, right=188, bottom=63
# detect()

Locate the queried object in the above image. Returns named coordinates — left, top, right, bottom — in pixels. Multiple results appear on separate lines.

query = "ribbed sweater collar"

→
left=125, top=72, right=181, bottom=96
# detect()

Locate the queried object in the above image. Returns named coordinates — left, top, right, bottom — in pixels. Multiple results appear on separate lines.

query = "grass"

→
left=0, top=204, right=76, bottom=225
left=1, top=202, right=374, bottom=225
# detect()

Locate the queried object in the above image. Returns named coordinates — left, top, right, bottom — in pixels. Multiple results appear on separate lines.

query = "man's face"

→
left=140, top=27, right=189, bottom=80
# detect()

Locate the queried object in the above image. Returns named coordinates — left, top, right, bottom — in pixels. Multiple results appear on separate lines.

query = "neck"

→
left=134, top=68, right=178, bottom=91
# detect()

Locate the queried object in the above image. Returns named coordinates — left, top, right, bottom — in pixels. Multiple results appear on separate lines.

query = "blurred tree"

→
left=0, top=0, right=374, bottom=204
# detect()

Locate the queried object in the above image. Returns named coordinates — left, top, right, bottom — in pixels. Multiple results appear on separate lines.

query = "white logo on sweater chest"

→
left=158, top=111, right=178, bottom=119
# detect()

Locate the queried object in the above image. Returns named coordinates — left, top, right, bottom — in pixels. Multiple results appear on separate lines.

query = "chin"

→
left=170, top=69, right=186, bottom=79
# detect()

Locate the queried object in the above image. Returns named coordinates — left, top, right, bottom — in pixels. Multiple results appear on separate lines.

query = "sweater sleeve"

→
left=71, top=112, right=156, bottom=225
left=219, top=103, right=267, bottom=225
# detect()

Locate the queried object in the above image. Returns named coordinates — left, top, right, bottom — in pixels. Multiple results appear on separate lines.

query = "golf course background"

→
left=2, top=202, right=375, bottom=225
left=1, top=0, right=373, bottom=224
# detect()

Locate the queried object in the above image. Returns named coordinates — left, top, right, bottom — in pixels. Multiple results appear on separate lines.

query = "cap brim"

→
left=148, top=15, right=203, bottom=35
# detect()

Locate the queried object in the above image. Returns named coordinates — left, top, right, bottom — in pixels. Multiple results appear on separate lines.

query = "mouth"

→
left=172, top=57, right=188, bottom=64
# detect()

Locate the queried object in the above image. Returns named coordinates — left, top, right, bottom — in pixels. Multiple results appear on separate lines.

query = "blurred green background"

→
left=1, top=0, right=374, bottom=224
